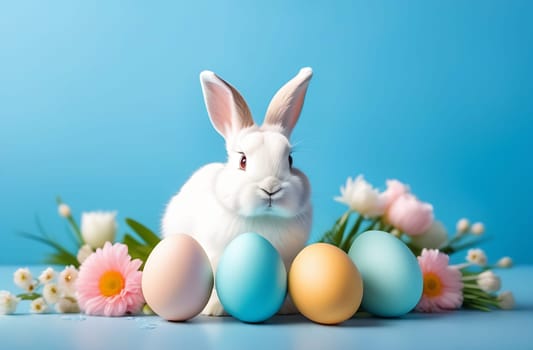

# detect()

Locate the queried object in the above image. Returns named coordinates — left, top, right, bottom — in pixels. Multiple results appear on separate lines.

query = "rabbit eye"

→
left=239, top=154, right=247, bottom=170
left=289, top=155, right=293, bottom=168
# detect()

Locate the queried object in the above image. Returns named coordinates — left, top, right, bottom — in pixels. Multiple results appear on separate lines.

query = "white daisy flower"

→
left=38, top=267, right=56, bottom=285
left=58, top=266, right=79, bottom=297
left=13, top=268, right=33, bottom=291
left=43, top=283, right=60, bottom=304
left=466, top=248, right=488, bottom=266
left=30, top=297, right=48, bottom=314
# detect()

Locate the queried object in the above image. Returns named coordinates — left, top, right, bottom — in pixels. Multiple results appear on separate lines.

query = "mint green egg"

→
left=348, top=230, right=423, bottom=317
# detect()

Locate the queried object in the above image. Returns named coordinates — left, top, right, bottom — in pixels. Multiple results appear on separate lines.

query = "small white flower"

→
left=0, top=290, right=20, bottom=315
left=476, top=270, right=501, bottom=293
left=38, top=267, right=56, bottom=285
left=43, top=283, right=60, bottom=304
left=13, top=268, right=34, bottom=291
left=30, top=297, right=48, bottom=314
left=456, top=218, right=470, bottom=234
left=466, top=248, right=488, bottom=266
left=55, top=297, right=80, bottom=314
left=471, top=222, right=485, bottom=235
left=410, top=220, right=449, bottom=249
left=81, top=211, right=118, bottom=249
left=58, top=203, right=72, bottom=218
left=498, top=291, right=515, bottom=310
left=58, top=266, right=79, bottom=297
left=77, top=244, right=94, bottom=264
left=335, top=175, right=385, bottom=218
left=497, top=256, right=513, bottom=268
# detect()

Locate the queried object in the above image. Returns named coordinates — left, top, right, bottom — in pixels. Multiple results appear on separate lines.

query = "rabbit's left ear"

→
left=263, top=67, right=313, bottom=137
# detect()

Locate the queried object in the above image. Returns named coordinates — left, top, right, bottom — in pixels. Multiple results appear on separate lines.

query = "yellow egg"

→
left=289, top=243, right=363, bottom=325
left=142, top=234, right=213, bottom=321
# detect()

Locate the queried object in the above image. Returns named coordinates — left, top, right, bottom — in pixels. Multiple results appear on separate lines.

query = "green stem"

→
left=340, top=215, right=364, bottom=252
left=66, top=216, right=83, bottom=245
left=57, top=196, right=83, bottom=245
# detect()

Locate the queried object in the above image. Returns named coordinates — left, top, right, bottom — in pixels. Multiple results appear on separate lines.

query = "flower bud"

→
left=0, top=290, right=19, bottom=315
left=476, top=270, right=501, bottom=292
left=58, top=203, right=72, bottom=218
left=456, top=218, right=470, bottom=234
left=471, top=222, right=485, bottom=235
left=386, top=194, right=434, bottom=236
left=496, top=256, right=513, bottom=268
left=55, top=297, right=80, bottom=314
left=334, top=175, right=385, bottom=218
left=410, top=220, right=448, bottom=249
left=81, top=211, right=117, bottom=249
left=498, top=291, right=515, bottom=310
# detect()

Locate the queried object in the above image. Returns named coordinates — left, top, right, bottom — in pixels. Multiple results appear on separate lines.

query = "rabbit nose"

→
left=259, top=177, right=281, bottom=196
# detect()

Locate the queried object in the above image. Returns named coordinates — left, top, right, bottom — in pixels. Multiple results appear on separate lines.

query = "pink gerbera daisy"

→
left=416, top=249, right=463, bottom=312
left=76, top=242, right=144, bottom=316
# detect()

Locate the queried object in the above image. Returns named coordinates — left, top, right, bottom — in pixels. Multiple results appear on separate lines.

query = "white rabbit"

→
left=161, top=68, right=313, bottom=316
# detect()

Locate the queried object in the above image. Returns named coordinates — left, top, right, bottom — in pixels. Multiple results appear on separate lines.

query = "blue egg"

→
left=216, top=232, right=287, bottom=323
left=348, top=230, right=423, bottom=317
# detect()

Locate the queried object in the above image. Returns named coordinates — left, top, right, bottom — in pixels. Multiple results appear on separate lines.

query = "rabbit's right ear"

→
left=200, top=71, right=254, bottom=139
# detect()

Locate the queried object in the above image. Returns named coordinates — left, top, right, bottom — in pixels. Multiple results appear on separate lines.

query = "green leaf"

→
left=123, top=233, right=153, bottom=269
left=340, top=214, right=364, bottom=252
left=45, top=252, right=79, bottom=267
left=18, top=231, right=80, bottom=267
left=17, top=293, right=42, bottom=301
left=125, top=218, right=160, bottom=247
left=442, top=236, right=492, bottom=255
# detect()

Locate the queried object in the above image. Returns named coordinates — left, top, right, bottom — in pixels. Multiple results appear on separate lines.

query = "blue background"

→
left=1, top=1, right=532, bottom=264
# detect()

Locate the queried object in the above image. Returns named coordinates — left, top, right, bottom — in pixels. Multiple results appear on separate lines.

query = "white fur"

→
left=162, top=68, right=313, bottom=315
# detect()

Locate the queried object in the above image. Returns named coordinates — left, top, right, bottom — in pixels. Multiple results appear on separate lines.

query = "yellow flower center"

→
left=423, top=272, right=443, bottom=298
left=99, top=271, right=125, bottom=297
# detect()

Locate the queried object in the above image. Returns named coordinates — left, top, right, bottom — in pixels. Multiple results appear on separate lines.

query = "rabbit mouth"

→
left=255, top=188, right=287, bottom=215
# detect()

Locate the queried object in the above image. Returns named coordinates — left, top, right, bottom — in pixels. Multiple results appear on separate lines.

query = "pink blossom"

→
left=76, top=242, right=144, bottom=316
left=381, top=179, right=410, bottom=208
left=416, top=249, right=463, bottom=313
left=386, top=193, right=434, bottom=236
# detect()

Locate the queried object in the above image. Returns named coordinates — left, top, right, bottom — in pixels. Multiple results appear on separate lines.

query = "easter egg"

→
left=289, top=243, right=363, bottom=325
left=348, top=230, right=423, bottom=317
left=142, top=234, right=213, bottom=321
left=216, top=232, right=287, bottom=323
